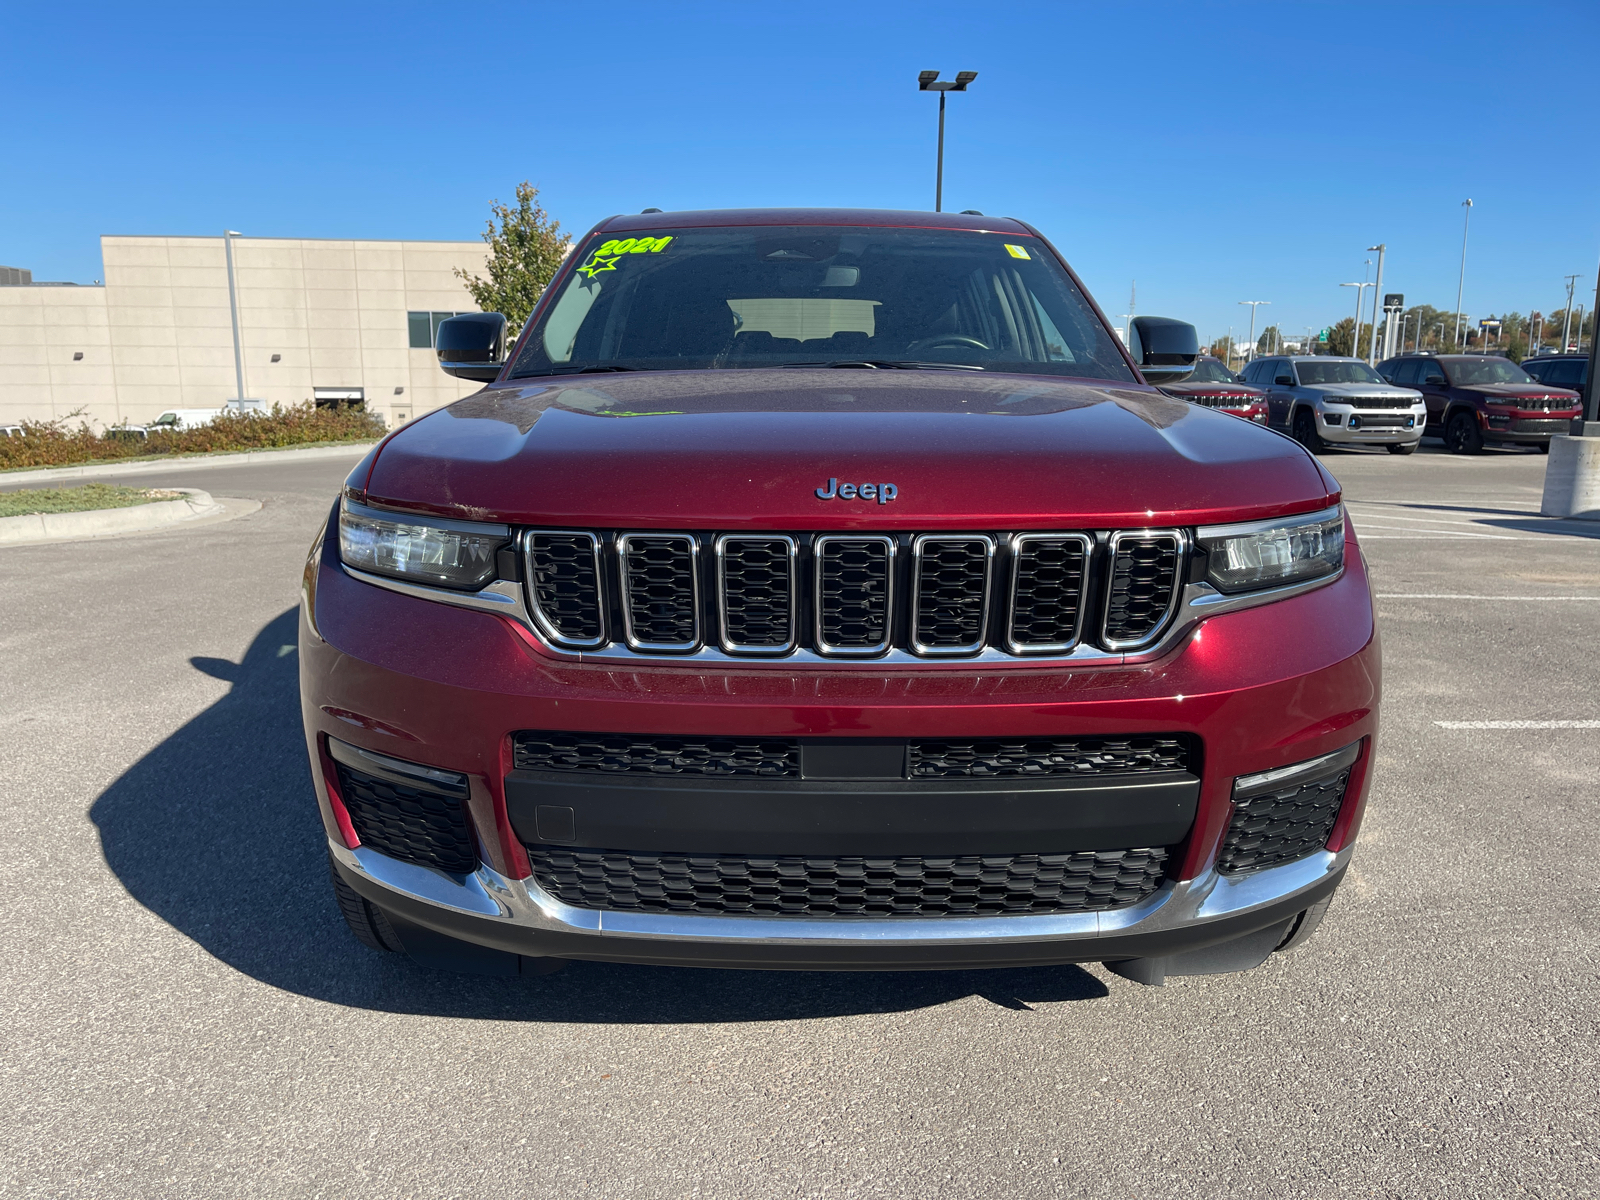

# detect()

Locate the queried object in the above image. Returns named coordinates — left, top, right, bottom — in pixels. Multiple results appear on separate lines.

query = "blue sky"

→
left=4, top=0, right=1596, bottom=346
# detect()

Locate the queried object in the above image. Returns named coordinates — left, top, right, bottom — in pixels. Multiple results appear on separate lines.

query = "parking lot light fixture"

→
left=917, top=70, right=977, bottom=213
left=1238, top=301, right=1269, bottom=362
left=1339, top=282, right=1371, bottom=356
left=224, top=229, right=246, bottom=406
left=1454, top=200, right=1472, bottom=347
left=1366, top=244, right=1386, bottom=364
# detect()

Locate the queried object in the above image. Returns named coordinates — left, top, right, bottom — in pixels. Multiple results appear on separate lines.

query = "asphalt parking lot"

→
left=2, top=439, right=1597, bottom=1199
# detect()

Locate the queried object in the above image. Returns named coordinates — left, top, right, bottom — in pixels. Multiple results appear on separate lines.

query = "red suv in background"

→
left=1157, top=355, right=1268, bottom=423
left=1377, top=353, right=1582, bottom=453
left=302, top=209, right=1377, bottom=988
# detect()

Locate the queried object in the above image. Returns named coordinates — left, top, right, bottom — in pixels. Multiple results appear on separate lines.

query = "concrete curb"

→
left=0, top=488, right=225, bottom=545
left=0, top=441, right=376, bottom=485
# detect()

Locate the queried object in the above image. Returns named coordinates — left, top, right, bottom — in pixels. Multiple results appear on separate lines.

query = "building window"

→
left=407, top=311, right=473, bottom=349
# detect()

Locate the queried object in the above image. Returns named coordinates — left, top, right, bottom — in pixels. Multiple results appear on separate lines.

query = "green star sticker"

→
left=577, top=254, right=619, bottom=279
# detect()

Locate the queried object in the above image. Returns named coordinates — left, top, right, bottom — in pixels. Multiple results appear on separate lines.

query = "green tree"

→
left=1326, top=318, right=1372, bottom=357
left=1256, top=324, right=1282, bottom=355
left=454, top=182, right=571, bottom=338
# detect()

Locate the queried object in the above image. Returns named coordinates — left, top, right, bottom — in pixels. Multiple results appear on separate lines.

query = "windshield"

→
left=1444, top=357, right=1533, bottom=385
left=509, top=226, right=1134, bottom=382
left=1184, top=358, right=1238, bottom=384
left=1295, top=360, right=1385, bottom=385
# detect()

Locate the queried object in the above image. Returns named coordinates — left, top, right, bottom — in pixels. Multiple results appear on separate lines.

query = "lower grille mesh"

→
left=1217, top=769, right=1350, bottom=875
left=528, top=846, right=1168, bottom=917
left=909, top=735, right=1193, bottom=777
left=335, top=764, right=477, bottom=874
left=513, top=731, right=800, bottom=777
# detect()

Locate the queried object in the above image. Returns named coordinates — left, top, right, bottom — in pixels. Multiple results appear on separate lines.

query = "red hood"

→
left=1463, top=382, right=1582, bottom=403
left=360, top=369, right=1335, bottom=529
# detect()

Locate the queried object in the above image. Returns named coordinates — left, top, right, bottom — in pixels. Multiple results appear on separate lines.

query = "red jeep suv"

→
left=301, top=210, right=1377, bottom=987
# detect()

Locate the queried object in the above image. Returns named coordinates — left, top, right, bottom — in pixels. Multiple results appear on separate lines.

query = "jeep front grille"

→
left=518, top=528, right=1186, bottom=659
left=1345, top=394, right=1416, bottom=410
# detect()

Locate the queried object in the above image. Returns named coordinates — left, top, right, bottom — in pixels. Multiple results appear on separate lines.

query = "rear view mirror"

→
left=1129, top=316, right=1200, bottom=385
left=437, top=312, right=508, bottom=382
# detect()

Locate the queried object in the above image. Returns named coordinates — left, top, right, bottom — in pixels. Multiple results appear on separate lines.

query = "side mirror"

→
left=437, top=312, right=508, bottom=382
left=1275, top=374, right=1294, bottom=386
left=1129, top=316, right=1200, bottom=385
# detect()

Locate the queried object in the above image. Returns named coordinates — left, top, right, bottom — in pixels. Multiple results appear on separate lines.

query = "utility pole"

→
left=917, top=70, right=977, bottom=212
left=224, top=229, right=247, bottom=407
left=1366, top=243, right=1386, bottom=363
left=1454, top=200, right=1473, bottom=346
left=1238, top=301, right=1270, bottom=362
left=1562, top=274, right=1580, bottom=351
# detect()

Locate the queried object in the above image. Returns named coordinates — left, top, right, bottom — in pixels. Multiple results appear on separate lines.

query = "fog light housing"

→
left=1218, top=741, right=1361, bottom=875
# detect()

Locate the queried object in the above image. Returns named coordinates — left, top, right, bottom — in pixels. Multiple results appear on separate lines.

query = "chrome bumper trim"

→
left=329, top=839, right=1351, bottom=948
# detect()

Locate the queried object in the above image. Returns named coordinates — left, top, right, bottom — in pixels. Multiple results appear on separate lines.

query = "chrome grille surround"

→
left=814, top=535, right=896, bottom=656
left=524, top=530, right=607, bottom=649
left=1006, top=532, right=1092, bottom=654
left=714, top=534, right=799, bottom=655
left=909, top=534, right=995, bottom=656
left=1101, top=529, right=1187, bottom=651
left=342, top=517, right=1342, bottom=668
left=617, top=533, right=701, bottom=652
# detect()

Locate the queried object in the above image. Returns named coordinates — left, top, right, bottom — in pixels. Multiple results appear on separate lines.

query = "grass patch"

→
left=0, top=402, right=387, bottom=471
left=0, top=484, right=183, bottom=519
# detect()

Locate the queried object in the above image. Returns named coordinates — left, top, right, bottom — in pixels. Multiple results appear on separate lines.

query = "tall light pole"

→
left=224, top=229, right=247, bottom=406
left=1238, top=300, right=1270, bottom=362
left=1366, top=243, right=1386, bottom=363
left=1339, top=282, right=1372, bottom=356
left=917, top=70, right=977, bottom=213
left=1453, top=199, right=1473, bottom=347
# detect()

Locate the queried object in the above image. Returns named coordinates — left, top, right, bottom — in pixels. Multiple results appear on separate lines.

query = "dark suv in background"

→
left=1377, top=354, right=1582, bottom=454
left=1520, top=353, right=1589, bottom=396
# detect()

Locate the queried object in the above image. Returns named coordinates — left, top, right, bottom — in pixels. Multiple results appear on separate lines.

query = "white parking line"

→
left=1378, top=594, right=1600, bottom=600
left=1434, top=720, right=1600, bottom=729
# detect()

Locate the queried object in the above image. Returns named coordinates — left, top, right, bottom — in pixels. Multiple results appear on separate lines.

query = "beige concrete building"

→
left=0, top=234, right=492, bottom=430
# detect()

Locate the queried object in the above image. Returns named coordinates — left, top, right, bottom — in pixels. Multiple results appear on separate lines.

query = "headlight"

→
left=1197, top=505, right=1344, bottom=594
left=339, top=498, right=509, bottom=590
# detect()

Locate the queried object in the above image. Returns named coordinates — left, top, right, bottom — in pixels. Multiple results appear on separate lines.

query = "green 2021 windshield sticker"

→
left=577, top=235, right=673, bottom=279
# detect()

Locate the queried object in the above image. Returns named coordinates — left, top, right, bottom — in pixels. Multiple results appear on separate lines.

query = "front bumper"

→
left=301, top=519, right=1380, bottom=971
left=1316, top=405, right=1425, bottom=445
left=330, top=838, right=1350, bottom=970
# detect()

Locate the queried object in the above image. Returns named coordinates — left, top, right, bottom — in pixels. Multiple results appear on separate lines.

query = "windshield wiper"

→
left=775, top=360, right=985, bottom=372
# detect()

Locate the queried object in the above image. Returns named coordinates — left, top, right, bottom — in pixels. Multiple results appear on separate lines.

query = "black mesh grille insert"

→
left=913, top=538, right=990, bottom=649
left=718, top=538, right=794, bottom=649
left=527, top=533, right=603, bottom=643
left=1103, top=534, right=1181, bottom=645
left=1512, top=418, right=1571, bottom=433
left=816, top=537, right=892, bottom=650
left=621, top=535, right=698, bottom=647
left=1189, top=394, right=1258, bottom=408
left=909, top=735, right=1193, bottom=777
left=513, top=731, right=800, bottom=777
left=335, top=764, right=477, bottom=874
left=1217, top=769, right=1350, bottom=875
left=528, top=846, right=1168, bottom=917
left=1346, top=394, right=1416, bottom=409
left=1009, top=536, right=1088, bottom=650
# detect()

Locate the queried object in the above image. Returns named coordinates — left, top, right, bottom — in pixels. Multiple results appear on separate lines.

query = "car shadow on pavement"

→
left=90, top=607, right=1111, bottom=1022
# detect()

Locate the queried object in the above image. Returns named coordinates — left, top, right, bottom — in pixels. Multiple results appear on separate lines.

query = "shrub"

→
left=0, top=403, right=386, bottom=471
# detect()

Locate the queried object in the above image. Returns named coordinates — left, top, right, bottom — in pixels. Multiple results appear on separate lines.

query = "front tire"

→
left=329, top=853, right=403, bottom=952
left=1445, top=409, right=1484, bottom=454
left=1292, top=407, right=1327, bottom=453
left=1387, top=441, right=1418, bottom=455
